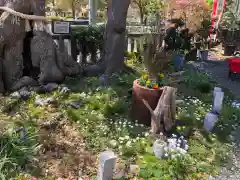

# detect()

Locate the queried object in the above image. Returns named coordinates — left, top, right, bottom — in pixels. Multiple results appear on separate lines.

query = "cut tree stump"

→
left=142, top=86, right=177, bottom=134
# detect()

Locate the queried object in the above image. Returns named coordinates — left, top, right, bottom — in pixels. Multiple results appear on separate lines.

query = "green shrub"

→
left=72, top=25, right=105, bottom=55
left=184, top=71, right=212, bottom=93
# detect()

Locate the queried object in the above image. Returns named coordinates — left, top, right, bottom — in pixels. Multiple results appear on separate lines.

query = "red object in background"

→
left=228, top=58, right=240, bottom=73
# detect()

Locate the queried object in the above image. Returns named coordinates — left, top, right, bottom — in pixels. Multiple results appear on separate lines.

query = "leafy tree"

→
left=131, top=0, right=163, bottom=24
left=55, top=0, right=87, bottom=18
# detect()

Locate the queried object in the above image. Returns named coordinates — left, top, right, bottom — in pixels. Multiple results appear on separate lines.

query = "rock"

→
left=34, top=95, right=57, bottom=106
left=43, top=83, right=59, bottom=92
left=19, top=87, right=32, bottom=100
left=65, top=101, right=83, bottom=109
left=10, top=91, right=21, bottom=98
left=34, top=95, right=46, bottom=106
left=11, top=76, right=38, bottom=92
left=58, top=85, right=70, bottom=93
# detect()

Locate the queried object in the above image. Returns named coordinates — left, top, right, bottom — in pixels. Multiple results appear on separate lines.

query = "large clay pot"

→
left=131, top=79, right=163, bottom=126
left=224, top=44, right=235, bottom=56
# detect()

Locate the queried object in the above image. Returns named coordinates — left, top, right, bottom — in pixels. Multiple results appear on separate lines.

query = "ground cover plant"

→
left=0, top=59, right=239, bottom=179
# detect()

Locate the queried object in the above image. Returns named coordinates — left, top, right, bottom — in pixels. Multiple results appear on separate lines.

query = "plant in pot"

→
left=131, top=73, right=166, bottom=126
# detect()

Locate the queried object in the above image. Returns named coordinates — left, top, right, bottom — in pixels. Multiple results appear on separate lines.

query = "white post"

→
left=128, top=37, right=132, bottom=52
left=89, top=0, right=97, bottom=24
left=139, top=36, right=143, bottom=52
left=64, top=39, right=71, bottom=56
left=133, top=38, right=138, bottom=52
left=97, top=151, right=117, bottom=180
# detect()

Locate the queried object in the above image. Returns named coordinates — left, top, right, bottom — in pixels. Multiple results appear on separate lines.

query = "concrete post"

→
left=89, top=0, right=97, bottom=24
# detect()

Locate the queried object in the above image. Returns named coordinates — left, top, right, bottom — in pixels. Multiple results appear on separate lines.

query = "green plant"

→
left=0, top=119, right=40, bottom=179
left=184, top=71, right=212, bottom=93
left=72, top=25, right=105, bottom=62
left=138, top=73, right=166, bottom=89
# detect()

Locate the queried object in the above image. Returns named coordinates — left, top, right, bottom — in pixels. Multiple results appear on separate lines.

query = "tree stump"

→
left=142, top=86, right=177, bottom=134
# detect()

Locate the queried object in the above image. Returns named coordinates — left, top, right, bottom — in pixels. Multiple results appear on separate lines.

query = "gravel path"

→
left=186, top=57, right=240, bottom=180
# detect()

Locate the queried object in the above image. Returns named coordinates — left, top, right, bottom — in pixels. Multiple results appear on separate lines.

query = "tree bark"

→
left=0, top=0, right=82, bottom=93
left=143, top=86, right=177, bottom=134
left=103, top=0, right=131, bottom=76
left=83, top=0, right=131, bottom=78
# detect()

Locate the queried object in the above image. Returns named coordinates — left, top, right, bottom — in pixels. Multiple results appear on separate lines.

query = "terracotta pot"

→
left=131, top=79, right=163, bottom=126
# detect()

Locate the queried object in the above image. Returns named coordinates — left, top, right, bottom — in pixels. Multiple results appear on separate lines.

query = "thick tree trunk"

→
left=103, top=0, right=131, bottom=76
left=83, top=0, right=130, bottom=77
left=0, top=0, right=81, bottom=93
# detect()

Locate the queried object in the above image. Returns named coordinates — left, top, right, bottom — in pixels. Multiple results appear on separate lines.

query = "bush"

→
left=72, top=25, right=105, bottom=63
left=184, top=71, right=212, bottom=94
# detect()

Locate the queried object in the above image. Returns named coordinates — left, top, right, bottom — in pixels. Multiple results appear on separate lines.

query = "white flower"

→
left=164, top=153, right=169, bottom=157
left=124, top=135, right=130, bottom=140
left=144, top=132, right=149, bottom=137
left=126, top=141, right=131, bottom=147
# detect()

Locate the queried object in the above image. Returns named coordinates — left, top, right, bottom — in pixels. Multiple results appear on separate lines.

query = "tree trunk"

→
left=0, top=0, right=81, bottom=93
left=83, top=0, right=130, bottom=77
left=72, top=1, right=76, bottom=19
left=103, top=0, right=130, bottom=76
left=139, top=9, right=144, bottom=24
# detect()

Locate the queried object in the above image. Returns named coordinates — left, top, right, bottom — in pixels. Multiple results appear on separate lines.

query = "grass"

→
left=0, top=59, right=239, bottom=179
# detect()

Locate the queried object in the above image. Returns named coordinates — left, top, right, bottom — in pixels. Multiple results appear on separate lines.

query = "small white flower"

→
left=124, top=135, right=129, bottom=140
left=126, top=141, right=131, bottom=147
left=144, top=132, right=149, bottom=137
left=164, top=153, right=169, bottom=157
